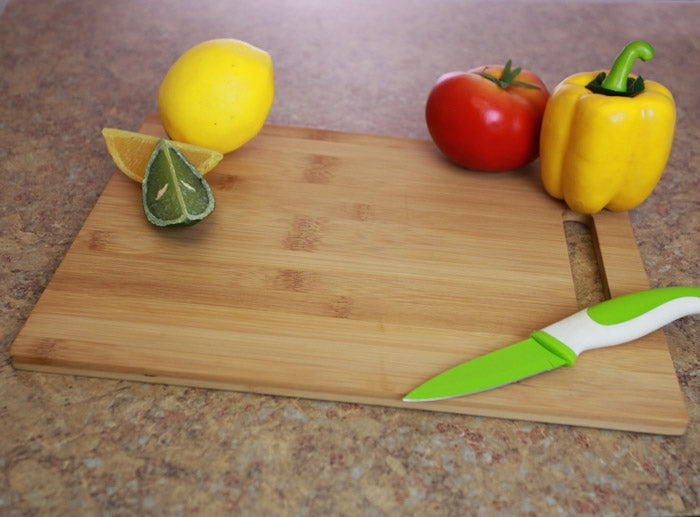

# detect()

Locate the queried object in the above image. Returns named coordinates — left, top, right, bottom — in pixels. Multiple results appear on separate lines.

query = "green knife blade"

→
left=403, top=335, right=571, bottom=402
left=404, top=287, right=700, bottom=403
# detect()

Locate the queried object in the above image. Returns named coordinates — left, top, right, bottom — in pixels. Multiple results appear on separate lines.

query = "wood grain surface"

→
left=10, top=114, right=688, bottom=434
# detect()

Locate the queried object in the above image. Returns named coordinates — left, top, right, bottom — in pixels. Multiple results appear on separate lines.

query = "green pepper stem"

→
left=601, top=40, right=655, bottom=93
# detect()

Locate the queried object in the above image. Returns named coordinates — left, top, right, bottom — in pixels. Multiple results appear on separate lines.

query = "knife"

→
left=403, top=286, right=700, bottom=402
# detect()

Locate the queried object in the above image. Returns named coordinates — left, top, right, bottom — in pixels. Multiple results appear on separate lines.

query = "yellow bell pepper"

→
left=540, top=41, right=676, bottom=214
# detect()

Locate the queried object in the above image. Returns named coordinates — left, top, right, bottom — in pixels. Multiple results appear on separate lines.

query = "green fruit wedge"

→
left=142, top=139, right=215, bottom=227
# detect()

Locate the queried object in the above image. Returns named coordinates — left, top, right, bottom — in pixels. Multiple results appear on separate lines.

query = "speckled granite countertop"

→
left=1, top=0, right=698, bottom=515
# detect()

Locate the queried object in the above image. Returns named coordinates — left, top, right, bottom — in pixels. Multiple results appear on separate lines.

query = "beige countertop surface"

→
left=1, top=0, right=699, bottom=515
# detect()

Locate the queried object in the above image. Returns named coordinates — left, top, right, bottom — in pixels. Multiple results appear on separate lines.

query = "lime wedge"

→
left=142, top=139, right=216, bottom=227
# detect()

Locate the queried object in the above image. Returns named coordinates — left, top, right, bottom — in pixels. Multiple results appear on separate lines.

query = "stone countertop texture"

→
left=1, top=0, right=699, bottom=515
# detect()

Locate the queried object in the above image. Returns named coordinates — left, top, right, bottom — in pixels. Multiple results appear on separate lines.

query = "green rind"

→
left=403, top=337, right=570, bottom=402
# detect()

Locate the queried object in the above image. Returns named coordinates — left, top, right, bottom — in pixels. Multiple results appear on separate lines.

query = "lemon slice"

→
left=142, top=139, right=215, bottom=227
left=102, top=128, right=223, bottom=182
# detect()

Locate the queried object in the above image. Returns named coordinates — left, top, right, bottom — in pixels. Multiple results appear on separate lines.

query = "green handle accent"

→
left=601, top=40, right=654, bottom=93
left=587, top=286, right=700, bottom=326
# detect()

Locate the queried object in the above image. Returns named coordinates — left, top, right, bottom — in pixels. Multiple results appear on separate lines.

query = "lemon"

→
left=158, top=39, right=274, bottom=154
left=102, top=128, right=223, bottom=182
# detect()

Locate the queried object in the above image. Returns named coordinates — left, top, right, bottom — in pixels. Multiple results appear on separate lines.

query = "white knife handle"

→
left=540, top=287, right=700, bottom=357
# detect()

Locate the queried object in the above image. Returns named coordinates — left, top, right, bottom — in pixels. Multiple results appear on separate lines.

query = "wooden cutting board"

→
left=11, top=114, right=688, bottom=435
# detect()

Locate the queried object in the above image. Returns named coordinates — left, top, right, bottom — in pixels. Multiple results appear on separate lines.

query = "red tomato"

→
left=425, top=62, right=549, bottom=171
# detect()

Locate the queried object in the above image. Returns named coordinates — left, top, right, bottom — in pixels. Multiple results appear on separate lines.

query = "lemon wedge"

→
left=102, top=128, right=223, bottom=183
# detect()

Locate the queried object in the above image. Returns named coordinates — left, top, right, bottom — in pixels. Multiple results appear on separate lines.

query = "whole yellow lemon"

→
left=158, top=39, right=274, bottom=154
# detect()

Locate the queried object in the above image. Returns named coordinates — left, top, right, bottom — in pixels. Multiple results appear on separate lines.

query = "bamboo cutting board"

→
left=11, top=114, right=688, bottom=434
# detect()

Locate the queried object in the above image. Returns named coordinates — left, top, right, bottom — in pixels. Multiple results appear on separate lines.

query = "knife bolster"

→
left=531, top=330, right=577, bottom=366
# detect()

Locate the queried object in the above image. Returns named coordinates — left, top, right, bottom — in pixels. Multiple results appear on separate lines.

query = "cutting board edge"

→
left=11, top=358, right=689, bottom=436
